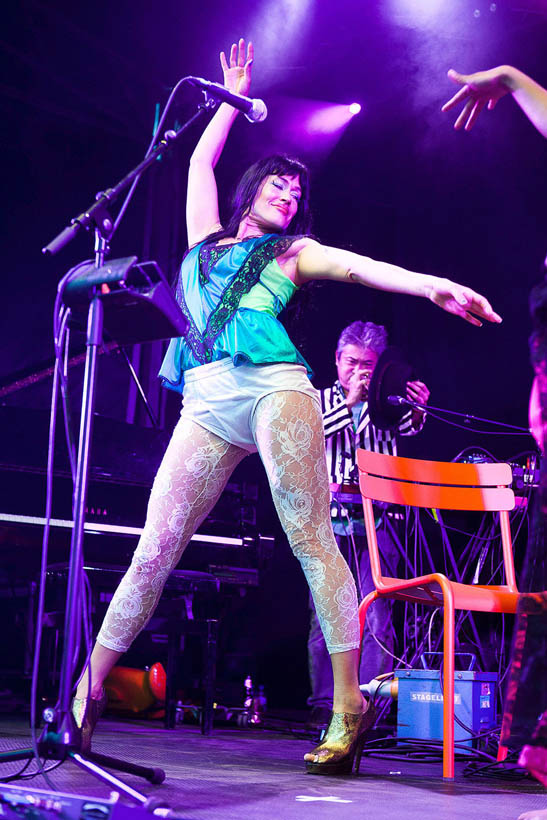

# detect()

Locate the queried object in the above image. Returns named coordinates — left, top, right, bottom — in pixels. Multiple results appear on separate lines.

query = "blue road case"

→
left=395, top=667, right=498, bottom=750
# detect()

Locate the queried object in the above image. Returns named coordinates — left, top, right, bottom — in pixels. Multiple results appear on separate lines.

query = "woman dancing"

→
left=72, top=39, right=501, bottom=775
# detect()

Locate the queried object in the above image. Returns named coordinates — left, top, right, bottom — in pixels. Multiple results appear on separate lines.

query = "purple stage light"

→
left=257, top=97, right=363, bottom=162
left=306, top=102, right=361, bottom=135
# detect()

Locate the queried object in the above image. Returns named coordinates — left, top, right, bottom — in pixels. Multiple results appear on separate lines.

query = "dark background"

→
left=1, top=0, right=545, bottom=709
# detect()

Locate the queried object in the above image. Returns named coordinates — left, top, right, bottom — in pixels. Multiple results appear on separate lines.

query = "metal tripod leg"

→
left=0, top=746, right=162, bottom=803
left=71, top=751, right=164, bottom=795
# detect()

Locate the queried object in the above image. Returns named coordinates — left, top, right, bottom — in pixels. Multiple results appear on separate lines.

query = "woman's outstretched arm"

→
left=293, top=239, right=501, bottom=327
left=441, top=65, right=547, bottom=138
left=186, top=39, right=253, bottom=247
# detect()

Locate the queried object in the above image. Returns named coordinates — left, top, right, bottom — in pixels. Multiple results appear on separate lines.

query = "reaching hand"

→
left=441, top=67, right=512, bottom=131
left=220, top=39, right=253, bottom=98
left=406, top=380, right=430, bottom=407
left=428, top=279, right=502, bottom=327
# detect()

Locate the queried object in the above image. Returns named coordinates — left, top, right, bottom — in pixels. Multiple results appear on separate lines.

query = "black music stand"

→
left=0, top=254, right=188, bottom=803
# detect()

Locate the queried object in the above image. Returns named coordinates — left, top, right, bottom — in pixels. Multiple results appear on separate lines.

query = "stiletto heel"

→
left=353, top=732, right=367, bottom=774
left=305, top=701, right=376, bottom=775
left=71, top=688, right=107, bottom=753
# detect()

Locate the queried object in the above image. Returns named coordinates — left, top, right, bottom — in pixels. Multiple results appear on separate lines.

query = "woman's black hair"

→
left=203, top=153, right=312, bottom=243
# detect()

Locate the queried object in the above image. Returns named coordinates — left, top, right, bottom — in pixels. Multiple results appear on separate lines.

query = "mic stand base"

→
left=0, top=737, right=165, bottom=800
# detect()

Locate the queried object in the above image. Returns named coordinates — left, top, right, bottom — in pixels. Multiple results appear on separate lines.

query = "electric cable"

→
left=463, top=756, right=529, bottom=780
left=28, top=338, right=64, bottom=790
left=364, top=607, right=412, bottom=669
left=23, top=262, right=95, bottom=789
left=0, top=758, right=32, bottom=783
left=360, top=735, right=499, bottom=765
left=1, top=759, right=65, bottom=784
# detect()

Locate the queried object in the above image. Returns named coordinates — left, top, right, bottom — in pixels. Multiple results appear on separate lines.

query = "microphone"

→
left=387, top=395, right=408, bottom=406
left=187, top=77, right=267, bottom=123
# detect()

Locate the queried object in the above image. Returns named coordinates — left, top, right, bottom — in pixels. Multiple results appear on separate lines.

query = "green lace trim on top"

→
left=198, top=242, right=233, bottom=286
left=177, top=234, right=301, bottom=365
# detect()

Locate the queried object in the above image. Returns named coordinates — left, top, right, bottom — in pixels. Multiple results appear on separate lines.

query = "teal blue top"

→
left=159, top=234, right=313, bottom=393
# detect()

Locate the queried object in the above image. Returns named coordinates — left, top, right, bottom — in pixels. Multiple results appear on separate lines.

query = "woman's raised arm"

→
left=186, top=39, right=253, bottom=247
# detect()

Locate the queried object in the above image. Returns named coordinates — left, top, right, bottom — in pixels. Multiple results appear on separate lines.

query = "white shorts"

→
left=181, top=358, right=320, bottom=453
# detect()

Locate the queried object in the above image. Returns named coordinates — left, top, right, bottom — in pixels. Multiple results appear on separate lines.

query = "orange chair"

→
left=356, top=449, right=519, bottom=779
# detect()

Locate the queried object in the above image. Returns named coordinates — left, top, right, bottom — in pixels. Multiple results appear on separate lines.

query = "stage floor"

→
left=0, top=715, right=544, bottom=820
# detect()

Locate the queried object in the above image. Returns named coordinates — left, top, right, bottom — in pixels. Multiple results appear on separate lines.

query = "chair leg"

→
left=497, top=744, right=509, bottom=762
left=358, top=590, right=379, bottom=641
left=443, top=594, right=456, bottom=780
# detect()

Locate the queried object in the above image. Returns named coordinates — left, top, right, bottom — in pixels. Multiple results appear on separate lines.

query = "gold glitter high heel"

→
left=305, top=700, right=376, bottom=775
left=71, top=688, right=107, bottom=754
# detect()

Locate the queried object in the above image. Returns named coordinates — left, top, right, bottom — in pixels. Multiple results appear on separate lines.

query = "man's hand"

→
left=407, top=380, right=430, bottom=428
left=345, top=369, right=371, bottom=410
left=406, top=380, right=429, bottom=407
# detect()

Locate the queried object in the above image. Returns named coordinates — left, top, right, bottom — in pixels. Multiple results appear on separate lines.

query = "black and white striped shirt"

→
left=320, top=380, right=423, bottom=484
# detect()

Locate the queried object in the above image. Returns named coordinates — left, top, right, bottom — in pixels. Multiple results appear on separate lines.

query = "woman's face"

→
left=249, top=174, right=302, bottom=232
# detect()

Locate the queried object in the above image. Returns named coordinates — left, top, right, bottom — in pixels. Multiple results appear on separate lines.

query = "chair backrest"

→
left=356, top=449, right=517, bottom=589
left=357, top=450, right=514, bottom=512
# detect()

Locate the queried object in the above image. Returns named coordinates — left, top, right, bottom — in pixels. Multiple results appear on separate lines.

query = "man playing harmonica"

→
left=307, top=320, right=430, bottom=728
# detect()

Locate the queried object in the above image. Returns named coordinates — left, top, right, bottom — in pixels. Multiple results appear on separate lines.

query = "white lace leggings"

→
left=97, top=391, right=359, bottom=655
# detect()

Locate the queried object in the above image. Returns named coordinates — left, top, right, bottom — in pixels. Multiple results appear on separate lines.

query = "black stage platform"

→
left=0, top=715, right=544, bottom=820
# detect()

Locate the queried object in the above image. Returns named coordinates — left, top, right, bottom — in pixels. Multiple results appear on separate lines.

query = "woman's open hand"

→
left=428, top=279, right=502, bottom=326
left=220, top=39, right=253, bottom=97
left=441, top=67, right=512, bottom=131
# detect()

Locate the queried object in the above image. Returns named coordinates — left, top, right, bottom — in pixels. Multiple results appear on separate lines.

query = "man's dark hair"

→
left=336, top=321, right=388, bottom=357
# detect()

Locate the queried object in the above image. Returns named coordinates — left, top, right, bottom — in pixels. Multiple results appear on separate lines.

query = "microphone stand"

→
left=0, top=98, right=212, bottom=803
left=391, top=396, right=532, bottom=436
left=43, top=104, right=211, bottom=256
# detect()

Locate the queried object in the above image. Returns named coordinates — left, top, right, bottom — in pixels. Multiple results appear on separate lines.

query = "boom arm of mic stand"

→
left=42, top=105, right=209, bottom=256
left=403, top=398, right=531, bottom=435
